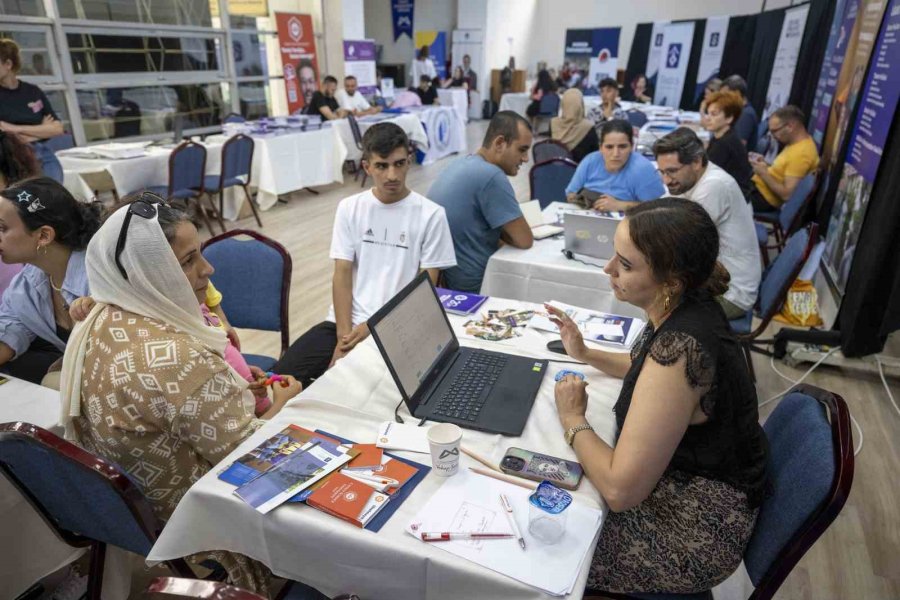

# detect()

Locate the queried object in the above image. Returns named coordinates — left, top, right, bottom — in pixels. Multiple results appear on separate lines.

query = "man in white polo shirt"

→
left=653, top=127, right=762, bottom=319
left=335, top=75, right=381, bottom=117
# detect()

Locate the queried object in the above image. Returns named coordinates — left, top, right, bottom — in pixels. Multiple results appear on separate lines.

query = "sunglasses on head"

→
left=114, top=191, right=166, bottom=280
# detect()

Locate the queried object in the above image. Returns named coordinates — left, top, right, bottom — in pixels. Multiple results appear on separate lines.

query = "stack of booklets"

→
left=530, top=301, right=646, bottom=349
left=435, top=288, right=489, bottom=315
left=219, top=425, right=427, bottom=529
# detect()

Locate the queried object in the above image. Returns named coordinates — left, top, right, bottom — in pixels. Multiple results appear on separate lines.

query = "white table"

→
left=437, top=88, right=469, bottom=123
left=480, top=203, right=643, bottom=318
left=148, top=296, right=624, bottom=599
left=59, top=127, right=348, bottom=219
left=499, top=92, right=532, bottom=117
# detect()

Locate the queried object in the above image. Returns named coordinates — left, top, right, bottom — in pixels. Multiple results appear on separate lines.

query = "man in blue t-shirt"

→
left=565, top=119, right=665, bottom=212
left=428, top=111, right=534, bottom=292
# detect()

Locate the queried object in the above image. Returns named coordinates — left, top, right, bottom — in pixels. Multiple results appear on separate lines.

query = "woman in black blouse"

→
left=703, top=90, right=754, bottom=199
left=547, top=197, right=768, bottom=594
left=0, top=39, right=64, bottom=183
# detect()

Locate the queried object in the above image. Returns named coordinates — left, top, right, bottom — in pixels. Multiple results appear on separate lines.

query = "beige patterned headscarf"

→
left=551, top=88, right=595, bottom=151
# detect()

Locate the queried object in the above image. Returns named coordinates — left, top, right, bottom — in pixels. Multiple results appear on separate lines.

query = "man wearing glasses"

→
left=748, top=105, right=819, bottom=213
left=654, top=127, right=761, bottom=320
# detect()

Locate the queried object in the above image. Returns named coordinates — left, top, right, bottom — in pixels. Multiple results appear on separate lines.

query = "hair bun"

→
left=701, top=261, right=731, bottom=297
left=75, top=201, right=104, bottom=249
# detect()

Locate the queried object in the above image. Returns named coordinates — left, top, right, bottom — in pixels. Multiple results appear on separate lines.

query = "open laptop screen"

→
left=369, top=276, right=455, bottom=400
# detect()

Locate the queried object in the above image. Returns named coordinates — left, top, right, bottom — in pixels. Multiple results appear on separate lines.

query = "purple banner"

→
left=343, top=40, right=377, bottom=94
left=811, top=0, right=858, bottom=147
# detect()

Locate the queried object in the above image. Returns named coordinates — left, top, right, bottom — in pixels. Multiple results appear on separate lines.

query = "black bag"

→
left=482, top=99, right=497, bottom=119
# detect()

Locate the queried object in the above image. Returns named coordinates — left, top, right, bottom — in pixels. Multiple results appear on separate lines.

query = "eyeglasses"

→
left=657, top=163, right=688, bottom=178
left=114, top=191, right=165, bottom=280
left=769, top=122, right=789, bottom=135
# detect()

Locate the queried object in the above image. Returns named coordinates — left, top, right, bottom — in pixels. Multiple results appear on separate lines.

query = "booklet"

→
left=375, top=421, right=430, bottom=454
left=530, top=301, right=646, bottom=349
left=435, top=288, right=489, bottom=315
left=307, top=472, right=391, bottom=528
left=234, top=439, right=353, bottom=514
left=344, top=443, right=384, bottom=471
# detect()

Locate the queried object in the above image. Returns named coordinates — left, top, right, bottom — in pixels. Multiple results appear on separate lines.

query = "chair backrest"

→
left=347, top=114, right=364, bottom=150
left=625, top=110, right=648, bottom=128
left=223, top=112, right=246, bottom=124
left=43, top=133, right=75, bottom=153
left=538, top=92, right=560, bottom=115
left=202, top=230, right=292, bottom=356
left=0, top=422, right=161, bottom=557
left=529, top=158, right=578, bottom=209
left=778, top=173, right=816, bottom=234
left=756, top=223, right=817, bottom=326
left=532, top=139, right=571, bottom=164
left=744, top=384, right=854, bottom=599
left=168, top=140, right=207, bottom=199
left=220, top=134, right=254, bottom=189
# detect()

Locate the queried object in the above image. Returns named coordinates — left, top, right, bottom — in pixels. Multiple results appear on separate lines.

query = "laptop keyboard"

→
left=432, top=352, right=508, bottom=422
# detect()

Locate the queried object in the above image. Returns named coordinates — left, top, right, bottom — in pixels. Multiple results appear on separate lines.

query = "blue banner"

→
left=564, top=28, right=621, bottom=89
left=392, top=0, right=414, bottom=41
left=810, top=0, right=856, bottom=147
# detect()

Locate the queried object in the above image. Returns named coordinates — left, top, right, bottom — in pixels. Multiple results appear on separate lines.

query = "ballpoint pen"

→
left=421, top=532, right=515, bottom=542
left=500, top=493, right=526, bottom=550
left=343, top=472, right=399, bottom=486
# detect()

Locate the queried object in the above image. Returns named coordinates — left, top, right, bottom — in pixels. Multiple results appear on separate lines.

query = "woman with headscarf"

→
left=60, top=194, right=302, bottom=594
left=550, top=88, right=599, bottom=163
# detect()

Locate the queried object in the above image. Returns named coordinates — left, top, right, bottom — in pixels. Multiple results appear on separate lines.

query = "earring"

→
left=664, top=294, right=671, bottom=312
left=37, top=242, right=47, bottom=256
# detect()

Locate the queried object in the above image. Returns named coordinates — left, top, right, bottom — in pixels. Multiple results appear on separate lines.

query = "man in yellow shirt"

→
left=749, top=105, right=819, bottom=212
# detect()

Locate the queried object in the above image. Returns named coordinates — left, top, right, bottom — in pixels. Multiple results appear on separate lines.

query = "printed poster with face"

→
left=275, top=13, right=319, bottom=114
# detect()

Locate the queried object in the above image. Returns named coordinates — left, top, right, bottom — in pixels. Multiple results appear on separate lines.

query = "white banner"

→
left=654, top=22, right=695, bottom=108
left=694, top=16, right=730, bottom=105
left=646, top=21, right=670, bottom=87
left=763, top=4, right=810, bottom=121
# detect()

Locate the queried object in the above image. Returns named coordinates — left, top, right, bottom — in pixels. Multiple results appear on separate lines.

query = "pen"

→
left=500, top=493, right=526, bottom=550
left=421, top=532, right=515, bottom=542
left=469, top=467, right=536, bottom=491
left=343, top=472, right=399, bottom=486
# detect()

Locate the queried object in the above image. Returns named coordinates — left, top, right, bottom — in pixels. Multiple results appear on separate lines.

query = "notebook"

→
left=521, top=200, right=564, bottom=239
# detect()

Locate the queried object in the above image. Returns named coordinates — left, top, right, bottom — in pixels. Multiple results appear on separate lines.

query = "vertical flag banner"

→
left=654, top=22, right=695, bottom=108
left=824, top=0, right=900, bottom=294
left=276, top=13, right=319, bottom=115
left=695, top=16, right=730, bottom=104
left=762, top=4, right=810, bottom=121
left=344, top=40, right=378, bottom=94
left=587, top=28, right=622, bottom=87
left=810, top=0, right=856, bottom=147
left=415, top=31, right=447, bottom=79
left=645, top=21, right=670, bottom=89
left=392, top=0, right=414, bottom=41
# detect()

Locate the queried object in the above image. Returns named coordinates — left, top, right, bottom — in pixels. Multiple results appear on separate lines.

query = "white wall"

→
left=364, top=0, right=458, bottom=68
left=484, top=0, right=539, bottom=74
left=343, top=0, right=366, bottom=39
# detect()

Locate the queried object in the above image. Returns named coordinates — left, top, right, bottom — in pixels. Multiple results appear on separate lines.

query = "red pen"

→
left=421, top=532, right=515, bottom=542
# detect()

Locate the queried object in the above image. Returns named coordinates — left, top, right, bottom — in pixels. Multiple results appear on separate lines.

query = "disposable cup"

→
left=427, top=423, right=462, bottom=477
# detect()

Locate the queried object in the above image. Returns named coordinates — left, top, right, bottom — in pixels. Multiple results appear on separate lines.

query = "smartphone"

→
left=499, top=447, right=583, bottom=490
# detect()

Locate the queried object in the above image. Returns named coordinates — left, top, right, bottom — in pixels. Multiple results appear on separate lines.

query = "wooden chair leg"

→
left=242, top=184, right=263, bottom=228
left=87, top=541, right=106, bottom=600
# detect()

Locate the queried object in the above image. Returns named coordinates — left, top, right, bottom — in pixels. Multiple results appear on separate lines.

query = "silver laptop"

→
left=563, top=213, right=620, bottom=262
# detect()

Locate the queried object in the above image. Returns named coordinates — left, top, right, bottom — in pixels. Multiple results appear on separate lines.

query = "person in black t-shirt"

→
left=703, top=90, right=753, bottom=200
left=0, top=39, right=64, bottom=183
left=412, top=75, right=439, bottom=105
left=306, top=75, right=349, bottom=120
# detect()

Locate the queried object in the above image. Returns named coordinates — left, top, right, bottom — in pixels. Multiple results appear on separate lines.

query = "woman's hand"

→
left=247, top=365, right=268, bottom=397
left=272, top=374, right=302, bottom=404
left=338, top=323, right=370, bottom=352
left=544, top=303, right=588, bottom=361
left=555, top=375, right=589, bottom=429
left=69, top=296, right=96, bottom=322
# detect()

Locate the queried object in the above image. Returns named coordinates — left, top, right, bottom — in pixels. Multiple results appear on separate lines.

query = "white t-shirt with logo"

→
left=327, top=189, right=457, bottom=327
left=335, top=88, right=372, bottom=112
left=677, top=163, right=762, bottom=311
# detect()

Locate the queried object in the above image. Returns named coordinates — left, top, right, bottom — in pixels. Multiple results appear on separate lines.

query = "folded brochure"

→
left=435, top=287, right=489, bottom=315
left=375, top=421, right=430, bottom=454
left=530, top=301, right=645, bottom=348
left=307, top=472, right=390, bottom=528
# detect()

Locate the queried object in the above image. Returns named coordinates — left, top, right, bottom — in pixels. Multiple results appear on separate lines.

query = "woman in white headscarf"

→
left=60, top=194, right=301, bottom=594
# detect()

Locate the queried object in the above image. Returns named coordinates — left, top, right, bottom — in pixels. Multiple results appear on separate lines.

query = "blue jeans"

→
left=31, top=140, right=64, bottom=184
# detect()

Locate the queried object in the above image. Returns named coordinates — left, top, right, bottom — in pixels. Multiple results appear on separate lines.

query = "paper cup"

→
left=427, top=423, right=462, bottom=477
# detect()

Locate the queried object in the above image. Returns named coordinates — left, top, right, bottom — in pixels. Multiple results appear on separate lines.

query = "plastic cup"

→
left=427, top=423, right=462, bottom=477
left=528, top=481, right=572, bottom=544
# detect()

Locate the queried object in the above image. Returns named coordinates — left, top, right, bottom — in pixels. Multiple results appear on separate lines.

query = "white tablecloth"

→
left=332, top=113, right=429, bottom=164
left=148, top=296, right=624, bottom=599
left=60, top=127, right=348, bottom=219
left=437, top=88, right=469, bottom=123
left=499, top=92, right=532, bottom=117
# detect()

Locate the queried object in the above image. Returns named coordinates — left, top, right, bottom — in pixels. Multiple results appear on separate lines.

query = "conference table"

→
left=148, top=295, right=625, bottom=599
left=480, top=203, right=644, bottom=319
left=437, top=88, right=469, bottom=122
left=58, top=126, right=348, bottom=219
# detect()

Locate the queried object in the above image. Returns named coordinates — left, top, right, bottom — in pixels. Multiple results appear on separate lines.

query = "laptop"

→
left=520, top=200, right=563, bottom=239
left=368, top=272, right=548, bottom=436
left=563, top=212, right=621, bottom=262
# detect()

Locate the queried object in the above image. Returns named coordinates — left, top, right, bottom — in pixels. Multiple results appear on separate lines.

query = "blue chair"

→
left=0, top=422, right=197, bottom=600
left=202, top=229, right=292, bottom=371
left=223, top=112, right=246, bottom=124
left=529, top=158, right=578, bottom=209
left=532, top=139, right=571, bottom=164
left=755, top=174, right=817, bottom=266
left=534, top=92, right=561, bottom=135
left=591, top=383, right=854, bottom=600
left=731, top=223, right=818, bottom=378
left=145, top=141, right=216, bottom=232
left=625, top=110, right=648, bottom=128
left=203, top=134, right=262, bottom=232
left=346, top=115, right=368, bottom=187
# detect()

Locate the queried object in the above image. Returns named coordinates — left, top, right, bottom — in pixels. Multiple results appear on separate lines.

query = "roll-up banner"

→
left=654, top=22, right=695, bottom=108
left=762, top=4, right=810, bottom=122
left=275, top=13, right=319, bottom=115
left=810, top=0, right=857, bottom=148
left=694, top=16, right=730, bottom=105
left=645, top=21, right=669, bottom=89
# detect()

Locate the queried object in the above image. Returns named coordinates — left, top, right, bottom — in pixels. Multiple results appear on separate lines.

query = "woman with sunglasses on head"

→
left=0, top=177, right=100, bottom=383
left=60, top=193, right=301, bottom=594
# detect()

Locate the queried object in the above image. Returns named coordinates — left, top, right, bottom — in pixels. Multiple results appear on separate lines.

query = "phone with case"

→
left=499, top=447, right=583, bottom=490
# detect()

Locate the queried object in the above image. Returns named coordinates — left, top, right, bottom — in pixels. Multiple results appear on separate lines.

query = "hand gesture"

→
left=544, top=303, right=588, bottom=361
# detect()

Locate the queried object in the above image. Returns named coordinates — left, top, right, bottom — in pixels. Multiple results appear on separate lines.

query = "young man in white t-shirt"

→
left=273, top=122, right=456, bottom=386
left=335, top=75, right=381, bottom=117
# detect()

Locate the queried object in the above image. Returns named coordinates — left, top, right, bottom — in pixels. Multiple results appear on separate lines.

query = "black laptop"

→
left=368, top=272, right=547, bottom=436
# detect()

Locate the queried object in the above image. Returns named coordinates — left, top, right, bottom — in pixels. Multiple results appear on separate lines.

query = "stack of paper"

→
left=375, top=421, right=430, bottom=454
left=406, top=471, right=604, bottom=596
left=531, top=301, right=646, bottom=349
left=88, top=142, right=150, bottom=159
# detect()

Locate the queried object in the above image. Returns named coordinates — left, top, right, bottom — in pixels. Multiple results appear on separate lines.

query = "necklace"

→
left=49, top=275, right=70, bottom=311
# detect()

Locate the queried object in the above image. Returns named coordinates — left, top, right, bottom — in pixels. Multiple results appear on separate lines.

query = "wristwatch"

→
left=565, top=422, right=594, bottom=446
